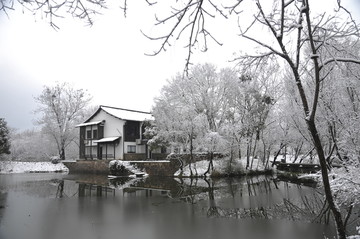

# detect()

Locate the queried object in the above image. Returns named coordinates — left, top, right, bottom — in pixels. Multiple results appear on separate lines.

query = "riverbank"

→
left=174, top=157, right=274, bottom=177
left=0, top=161, right=69, bottom=174
left=1, top=157, right=274, bottom=177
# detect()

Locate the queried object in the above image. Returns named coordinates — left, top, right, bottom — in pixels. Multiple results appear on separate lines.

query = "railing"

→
left=102, top=154, right=114, bottom=159
left=84, top=154, right=115, bottom=160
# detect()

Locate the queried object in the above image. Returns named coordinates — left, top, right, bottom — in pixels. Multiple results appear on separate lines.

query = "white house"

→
left=76, top=105, right=167, bottom=161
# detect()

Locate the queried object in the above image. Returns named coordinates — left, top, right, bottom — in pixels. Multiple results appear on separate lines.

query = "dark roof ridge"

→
left=100, top=105, right=151, bottom=115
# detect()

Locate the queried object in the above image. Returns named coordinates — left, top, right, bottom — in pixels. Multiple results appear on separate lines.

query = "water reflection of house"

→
left=76, top=105, right=167, bottom=161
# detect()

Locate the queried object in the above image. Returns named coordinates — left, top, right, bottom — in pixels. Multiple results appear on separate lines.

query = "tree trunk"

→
left=246, top=136, right=252, bottom=169
left=251, top=134, right=259, bottom=169
left=271, top=143, right=285, bottom=167
left=60, top=145, right=65, bottom=161
left=229, top=139, right=235, bottom=173
left=292, top=141, right=303, bottom=163
left=307, top=119, right=346, bottom=239
left=189, top=135, right=194, bottom=177
left=204, top=152, right=214, bottom=177
left=238, top=140, right=242, bottom=160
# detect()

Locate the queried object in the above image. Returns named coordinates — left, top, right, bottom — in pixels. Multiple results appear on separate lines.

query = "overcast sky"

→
left=0, top=0, right=359, bottom=131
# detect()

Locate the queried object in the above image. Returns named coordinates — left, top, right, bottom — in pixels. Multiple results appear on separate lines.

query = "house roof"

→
left=86, top=105, right=154, bottom=123
left=93, top=136, right=121, bottom=143
left=75, top=121, right=103, bottom=127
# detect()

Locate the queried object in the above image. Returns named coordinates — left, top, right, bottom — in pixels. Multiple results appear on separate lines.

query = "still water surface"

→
left=0, top=173, right=338, bottom=239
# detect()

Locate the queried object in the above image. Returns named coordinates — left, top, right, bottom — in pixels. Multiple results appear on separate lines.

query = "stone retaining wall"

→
left=129, top=159, right=181, bottom=177
left=63, top=160, right=112, bottom=174
left=64, top=158, right=181, bottom=176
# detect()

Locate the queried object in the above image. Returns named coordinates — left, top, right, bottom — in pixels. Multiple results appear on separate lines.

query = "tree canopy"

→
left=0, top=118, right=11, bottom=156
left=151, top=63, right=279, bottom=175
left=35, top=82, right=91, bottom=160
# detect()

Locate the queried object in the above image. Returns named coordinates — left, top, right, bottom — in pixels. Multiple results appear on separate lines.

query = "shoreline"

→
left=0, top=161, right=69, bottom=174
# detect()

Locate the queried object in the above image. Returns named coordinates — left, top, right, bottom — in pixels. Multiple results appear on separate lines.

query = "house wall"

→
left=124, top=153, right=147, bottom=161
left=124, top=142, right=146, bottom=154
left=89, top=111, right=125, bottom=159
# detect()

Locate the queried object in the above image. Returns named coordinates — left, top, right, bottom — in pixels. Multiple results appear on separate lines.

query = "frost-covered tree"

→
left=152, top=74, right=209, bottom=176
left=221, top=63, right=279, bottom=169
left=141, top=1, right=359, bottom=237
left=154, top=63, right=280, bottom=174
left=220, top=2, right=359, bottom=238
left=152, top=63, right=235, bottom=175
left=35, top=82, right=91, bottom=161
left=315, top=40, right=360, bottom=165
left=0, top=118, right=11, bottom=156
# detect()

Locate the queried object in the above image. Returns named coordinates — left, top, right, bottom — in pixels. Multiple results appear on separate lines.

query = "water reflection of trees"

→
left=53, top=175, right=358, bottom=234
left=175, top=177, right=331, bottom=225
left=0, top=191, right=7, bottom=225
left=117, top=175, right=333, bottom=225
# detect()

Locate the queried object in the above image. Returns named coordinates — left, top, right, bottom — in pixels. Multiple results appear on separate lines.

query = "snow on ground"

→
left=0, top=161, right=69, bottom=174
left=348, top=227, right=360, bottom=239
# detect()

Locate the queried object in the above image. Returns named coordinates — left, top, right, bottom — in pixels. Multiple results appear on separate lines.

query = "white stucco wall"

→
left=89, top=110, right=125, bottom=159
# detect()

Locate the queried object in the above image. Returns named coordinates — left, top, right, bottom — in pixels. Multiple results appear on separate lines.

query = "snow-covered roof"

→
left=99, top=105, right=154, bottom=122
left=75, top=121, right=103, bottom=127
left=80, top=105, right=153, bottom=126
left=94, top=136, right=121, bottom=143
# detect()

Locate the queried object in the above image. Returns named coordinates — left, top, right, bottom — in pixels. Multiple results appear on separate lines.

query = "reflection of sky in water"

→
left=0, top=174, right=339, bottom=239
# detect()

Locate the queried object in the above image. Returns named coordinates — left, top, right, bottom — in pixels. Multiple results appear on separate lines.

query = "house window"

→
left=86, top=130, right=92, bottom=139
left=127, top=145, right=136, bottom=153
left=93, top=129, right=98, bottom=139
left=124, top=121, right=140, bottom=142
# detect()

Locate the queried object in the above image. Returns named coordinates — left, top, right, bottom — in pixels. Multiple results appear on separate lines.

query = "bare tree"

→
left=0, top=0, right=106, bottom=29
left=35, top=82, right=91, bottom=161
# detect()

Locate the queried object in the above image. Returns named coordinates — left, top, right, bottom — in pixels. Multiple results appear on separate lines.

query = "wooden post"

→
left=90, top=125, right=93, bottom=160
left=114, top=142, right=116, bottom=159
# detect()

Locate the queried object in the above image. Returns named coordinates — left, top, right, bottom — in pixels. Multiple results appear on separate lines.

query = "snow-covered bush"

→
left=51, top=156, right=60, bottom=164
left=109, top=160, right=144, bottom=176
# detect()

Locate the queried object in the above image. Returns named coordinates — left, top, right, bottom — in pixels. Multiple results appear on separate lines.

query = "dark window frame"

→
left=86, top=130, right=92, bottom=139
left=93, top=129, right=98, bottom=139
left=124, top=121, right=140, bottom=142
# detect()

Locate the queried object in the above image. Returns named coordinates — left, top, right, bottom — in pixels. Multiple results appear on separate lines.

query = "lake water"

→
left=0, top=173, right=343, bottom=239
